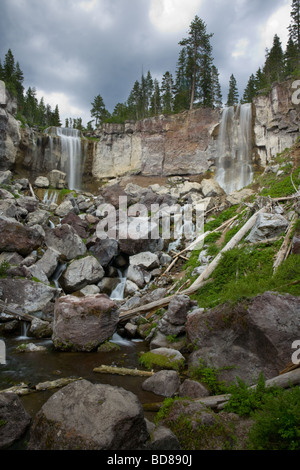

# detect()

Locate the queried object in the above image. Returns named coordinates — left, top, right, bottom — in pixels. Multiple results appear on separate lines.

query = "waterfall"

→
left=45, top=127, right=83, bottom=190
left=110, top=269, right=127, bottom=300
left=215, top=103, right=253, bottom=194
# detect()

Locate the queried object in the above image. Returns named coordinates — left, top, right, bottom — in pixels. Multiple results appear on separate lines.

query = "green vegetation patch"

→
left=139, top=351, right=184, bottom=371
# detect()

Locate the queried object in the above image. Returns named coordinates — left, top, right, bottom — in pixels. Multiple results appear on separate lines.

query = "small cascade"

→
left=215, top=103, right=253, bottom=194
left=17, top=321, right=30, bottom=340
left=51, top=262, right=67, bottom=289
left=110, top=269, right=127, bottom=301
left=43, top=189, right=59, bottom=207
left=45, top=127, right=84, bottom=190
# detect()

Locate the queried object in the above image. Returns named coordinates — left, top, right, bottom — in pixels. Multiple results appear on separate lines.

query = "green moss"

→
left=0, top=260, right=10, bottom=277
left=139, top=351, right=184, bottom=371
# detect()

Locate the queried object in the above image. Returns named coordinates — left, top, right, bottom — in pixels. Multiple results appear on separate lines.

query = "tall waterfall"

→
left=215, top=103, right=253, bottom=194
left=46, top=127, right=83, bottom=190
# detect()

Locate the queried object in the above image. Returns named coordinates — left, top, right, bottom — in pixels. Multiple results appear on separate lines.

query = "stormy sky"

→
left=0, top=0, right=292, bottom=126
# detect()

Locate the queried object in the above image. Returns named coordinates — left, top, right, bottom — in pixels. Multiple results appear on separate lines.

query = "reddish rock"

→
left=0, top=215, right=43, bottom=255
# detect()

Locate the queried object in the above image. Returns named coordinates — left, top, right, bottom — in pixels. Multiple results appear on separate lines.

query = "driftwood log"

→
left=93, top=365, right=154, bottom=377
left=273, top=213, right=298, bottom=273
left=0, top=299, right=34, bottom=322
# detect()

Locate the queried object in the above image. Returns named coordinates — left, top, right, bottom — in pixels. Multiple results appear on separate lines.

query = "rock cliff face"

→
left=92, top=108, right=221, bottom=179
left=0, top=79, right=299, bottom=186
left=0, top=80, right=20, bottom=171
left=253, top=78, right=300, bottom=166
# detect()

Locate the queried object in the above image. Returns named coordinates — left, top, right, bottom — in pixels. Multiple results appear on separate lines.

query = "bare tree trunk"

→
left=273, top=213, right=298, bottom=273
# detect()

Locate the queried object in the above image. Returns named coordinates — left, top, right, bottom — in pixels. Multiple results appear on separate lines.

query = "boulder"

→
left=26, top=209, right=50, bottom=227
left=245, top=213, right=289, bottom=243
left=0, top=393, right=31, bottom=449
left=142, top=370, right=181, bottom=397
left=35, top=248, right=60, bottom=278
left=29, top=318, right=52, bottom=339
left=52, top=294, right=119, bottom=351
left=0, top=216, right=44, bottom=256
left=61, top=212, right=89, bottom=238
left=129, top=251, right=160, bottom=270
left=164, top=295, right=192, bottom=326
left=89, top=238, right=119, bottom=267
left=126, top=265, right=146, bottom=288
left=55, top=198, right=79, bottom=218
left=45, top=224, right=86, bottom=261
left=48, top=170, right=67, bottom=189
left=16, top=196, right=39, bottom=213
left=0, top=170, right=12, bottom=185
left=201, top=179, right=224, bottom=197
left=28, top=380, right=149, bottom=450
left=60, top=256, right=105, bottom=293
left=145, top=425, right=181, bottom=451
left=178, top=379, right=210, bottom=399
left=34, top=176, right=49, bottom=188
left=186, top=292, right=300, bottom=385
left=0, top=278, right=60, bottom=316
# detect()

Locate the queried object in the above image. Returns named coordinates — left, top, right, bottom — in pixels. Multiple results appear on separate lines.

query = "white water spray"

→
left=215, top=103, right=253, bottom=194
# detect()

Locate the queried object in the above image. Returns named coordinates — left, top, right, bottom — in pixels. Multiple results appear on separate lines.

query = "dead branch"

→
left=273, top=213, right=298, bottom=273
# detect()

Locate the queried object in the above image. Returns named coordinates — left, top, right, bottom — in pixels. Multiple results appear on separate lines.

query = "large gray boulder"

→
left=186, top=292, right=300, bottom=385
left=28, top=380, right=149, bottom=450
left=45, top=224, right=86, bottom=260
left=52, top=294, right=119, bottom=351
left=0, top=393, right=31, bottom=449
left=0, top=278, right=60, bottom=316
left=60, top=256, right=104, bottom=293
left=142, top=370, right=181, bottom=397
left=245, top=212, right=289, bottom=243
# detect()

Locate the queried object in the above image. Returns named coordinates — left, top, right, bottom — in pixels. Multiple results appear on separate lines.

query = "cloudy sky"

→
left=0, top=0, right=292, bottom=126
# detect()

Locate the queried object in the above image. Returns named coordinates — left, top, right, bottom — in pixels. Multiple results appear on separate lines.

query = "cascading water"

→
left=110, top=269, right=128, bottom=301
left=46, top=127, right=83, bottom=190
left=215, top=103, right=253, bottom=194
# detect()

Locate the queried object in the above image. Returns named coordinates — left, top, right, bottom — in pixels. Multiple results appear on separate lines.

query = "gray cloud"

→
left=0, top=0, right=291, bottom=125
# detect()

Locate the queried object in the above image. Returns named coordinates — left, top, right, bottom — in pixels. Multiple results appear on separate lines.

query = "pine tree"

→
left=263, top=34, right=284, bottom=84
left=178, top=16, right=214, bottom=110
left=288, top=0, right=300, bottom=57
left=173, top=47, right=190, bottom=112
left=52, top=105, right=61, bottom=127
left=285, top=37, right=299, bottom=75
left=150, top=79, right=161, bottom=116
left=241, top=74, right=256, bottom=103
left=161, top=71, right=174, bottom=114
left=211, top=65, right=222, bottom=108
left=226, top=74, right=239, bottom=106
left=91, top=94, right=109, bottom=127
left=127, top=80, right=143, bottom=120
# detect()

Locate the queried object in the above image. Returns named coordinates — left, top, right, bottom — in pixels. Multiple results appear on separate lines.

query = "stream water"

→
left=0, top=329, right=159, bottom=448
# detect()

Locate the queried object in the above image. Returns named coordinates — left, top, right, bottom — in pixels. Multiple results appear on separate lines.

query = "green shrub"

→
left=247, top=386, right=300, bottom=450
left=224, top=373, right=281, bottom=417
left=189, top=358, right=230, bottom=395
left=0, top=261, right=10, bottom=277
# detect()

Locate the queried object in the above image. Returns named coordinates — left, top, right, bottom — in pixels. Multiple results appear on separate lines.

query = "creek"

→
left=0, top=328, right=159, bottom=448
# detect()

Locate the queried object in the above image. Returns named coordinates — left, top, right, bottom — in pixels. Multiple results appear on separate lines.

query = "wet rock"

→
left=0, top=216, right=44, bottom=256
left=0, top=393, right=31, bottom=449
left=15, top=343, right=48, bottom=353
left=48, top=170, right=67, bottom=189
left=52, top=294, right=119, bottom=352
left=29, top=318, right=52, bottom=339
left=28, top=379, right=149, bottom=450
left=124, top=279, right=139, bottom=296
left=60, top=256, right=105, bottom=293
left=142, top=370, right=181, bottom=397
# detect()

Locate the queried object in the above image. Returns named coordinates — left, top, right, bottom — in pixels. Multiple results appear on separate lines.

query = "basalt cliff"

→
left=0, top=78, right=299, bottom=190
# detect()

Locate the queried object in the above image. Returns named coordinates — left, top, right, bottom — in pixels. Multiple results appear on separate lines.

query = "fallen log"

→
left=93, top=365, right=155, bottom=377
left=0, top=299, right=34, bottom=322
left=119, top=207, right=268, bottom=321
left=0, top=377, right=83, bottom=396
